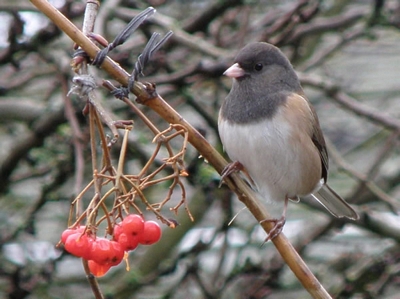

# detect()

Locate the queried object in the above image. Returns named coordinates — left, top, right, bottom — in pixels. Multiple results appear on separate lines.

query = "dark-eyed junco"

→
left=218, top=42, right=359, bottom=240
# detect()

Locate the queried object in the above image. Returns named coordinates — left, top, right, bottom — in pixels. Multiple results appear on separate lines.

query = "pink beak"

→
left=223, top=63, right=245, bottom=78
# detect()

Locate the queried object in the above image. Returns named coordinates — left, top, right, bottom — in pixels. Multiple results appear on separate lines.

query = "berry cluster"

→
left=61, top=214, right=162, bottom=277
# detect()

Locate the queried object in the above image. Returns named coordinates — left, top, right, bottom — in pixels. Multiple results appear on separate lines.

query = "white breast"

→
left=218, top=110, right=317, bottom=203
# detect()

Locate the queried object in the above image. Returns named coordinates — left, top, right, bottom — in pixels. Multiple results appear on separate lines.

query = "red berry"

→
left=64, top=233, right=93, bottom=260
left=121, top=214, right=144, bottom=237
left=117, top=232, right=139, bottom=251
left=114, top=223, right=138, bottom=251
left=61, top=226, right=85, bottom=244
left=138, top=221, right=162, bottom=245
left=108, top=241, right=124, bottom=266
left=88, top=260, right=112, bottom=277
left=90, top=238, right=124, bottom=265
left=113, top=223, right=123, bottom=241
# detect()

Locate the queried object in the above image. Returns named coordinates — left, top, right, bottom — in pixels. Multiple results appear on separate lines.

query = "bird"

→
left=218, top=42, right=359, bottom=241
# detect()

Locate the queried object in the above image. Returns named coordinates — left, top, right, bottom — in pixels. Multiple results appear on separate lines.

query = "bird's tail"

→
left=311, top=184, right=359, bottom=220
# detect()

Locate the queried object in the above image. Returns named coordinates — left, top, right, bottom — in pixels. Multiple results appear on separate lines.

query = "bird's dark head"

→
left=224, top=42, right=301, bottom=93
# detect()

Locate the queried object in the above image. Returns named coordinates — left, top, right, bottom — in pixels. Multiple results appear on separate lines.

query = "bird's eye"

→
left=254, top=63, right=263, bottom=71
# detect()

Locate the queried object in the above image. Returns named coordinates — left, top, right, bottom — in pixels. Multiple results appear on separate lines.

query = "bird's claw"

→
left=260, top=215, right=286, bottom=244
left=219, top=161, right=244, bottom=187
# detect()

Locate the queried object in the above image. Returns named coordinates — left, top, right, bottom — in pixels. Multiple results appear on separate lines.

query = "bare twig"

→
left=286, top=9, right=367, bottom=44
left=325, top=137, right=400, bottom=212
left=0, top=108, right=66, bottom=193
left=115, top=7, right=231, bottom=59
left=299, top=73, right=400, bottom=131
left=300, top=27, right=368, bottom=71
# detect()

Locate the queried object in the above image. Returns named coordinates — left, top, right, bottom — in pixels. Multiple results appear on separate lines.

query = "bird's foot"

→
left=260, top=215, right=286, bottom=244
left=219, top=161, right=244, bottom=187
